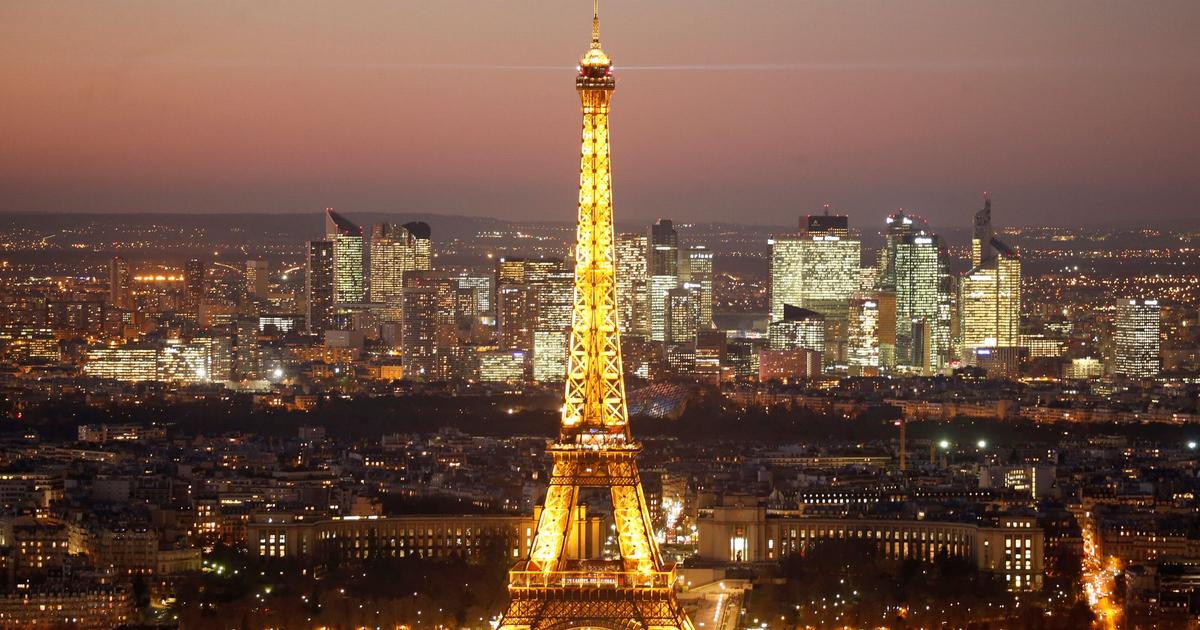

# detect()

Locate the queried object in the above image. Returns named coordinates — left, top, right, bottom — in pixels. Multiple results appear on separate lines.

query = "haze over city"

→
left=3, top=0, right=1199, bottom=226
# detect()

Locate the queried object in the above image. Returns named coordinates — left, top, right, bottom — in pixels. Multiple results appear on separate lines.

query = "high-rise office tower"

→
left=892, top=230, right=951, bottom=373
left=681, top=245, right=714, bottom=328
left=1114, top=298, right=1161, bottom=378
left=456, top=272, right=494, bottom=316
left=184, top=258, right=206, bottom=313
left=769, top=213, right=860, bottom=322
left=234, top=318, right=261, bottom=380
left=533, top=269, right=575, bottom=383
left=874, top=290, right=898, bottom=367
left=325, top=208, right=365, bottom=304
left=972, top=196, right=993, bottom=268
left=847, top=294, right=881, bottom=374
left=245, top=260, right=269, bottom=301
left=797, top=212, right=859, bottom=319
left=647, top=219, right=679, bottom=342
left=769, top=211, right=860, bottom=367
left=768, top=234, right=805, bottom=322
left=877, top=210, right=919, bottom=289
left=402, top=271, right=462, bottom=382
left=768, top=304, right=826, bottom=354
left=615, top=233, right=649, bottom=337
left=370, top=223, right=420, bottom=322
left=664, top=287, right=701, bottom=345
left=959, top=195, right=1021, bottom=362
left=695, top=329, right=726, bottom=382
left=109, top=256, right=134, bottom=310
left=496, top=258, right=566, bottom=354
left=304, top=240, right=335, bottom=335
left=497, top=284, right=538, bottom=351
left=401, top=221, right=433, bottom=271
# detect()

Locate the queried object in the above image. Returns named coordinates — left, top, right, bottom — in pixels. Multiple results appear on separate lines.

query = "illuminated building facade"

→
left=497, top=258, right=566, bottom=354
left=648, top=219, right=680, bottom=342
left=499, top=6, right=692, bottom=628
left=401, top=221, right=433, bottom=271
left=247, top=512, right=606, bottom=566
left=758, top=348, right=822, bottom=382
left=185, top=257, right=206, bottom=311
left=245, top=259, right=268, bottom=301
left=304, top=239, right=335, bottom=335
left=681, top=245, right=714, bottom=328
left=456, top=273, right=493, bottom=315
left=480, top=349, right=528, bottom=384
left=697, top=505, right=1044, bottom=591
left=84, top=346, right=158, bottom=381
left=369, top=222, right=419, bottom=323
left=0, top=585, right=132, bottom=629
left=847, top=294, right=881, bottom=373
left=533, top=269, right=574, bottom=383
left=768, top=234, right=804, bottom=322
left=401, top=272, right=462, bottom=382
left=695, top=329, right=727, bottom=383
left=1067, top=357, right=1104, bottom=380
left=325, top=208, right=365, bottom=304
left=664, top=287, right=701, bottom=345
left=881, top=212, right=951, bottom=373
left=1114, top=298, right=1161, bottom=378
left=769, top=222, right=860, bottom=366
left=959, top=196, right=1021, bottom=361
left=768, top=304, right=825, bottom=354
left=497, top=283, right=537, bottom=351
left=109, top=256, right=133, bottom=310
left=774, top=214, right=861, bottom=324
left=615, top=233, right=649, bottom=337
left=155, top=340, right=208, bottom=384
left=84, top=337, right=230, bottom=383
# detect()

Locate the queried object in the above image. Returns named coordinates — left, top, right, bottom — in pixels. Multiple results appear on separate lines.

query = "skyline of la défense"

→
left=1, top=2, right=1199, bottom=630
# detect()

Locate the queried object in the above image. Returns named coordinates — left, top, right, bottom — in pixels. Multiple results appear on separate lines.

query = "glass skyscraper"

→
left=370, top=222, right=423, bottom=323
left=681, top=245, right=714, bottom=328
left=893, top=233, right=950, bottom=373
left=615, top=233, right=649, bottom=337
left=648, top=219, right=679, bottom=342
left=959, top=196, right=1021, bottom=362
left=768, top=215, right=860, bottom=323
left=325, top=208, right=365, bottom=304
left=304, top=239, right=335, bottom=335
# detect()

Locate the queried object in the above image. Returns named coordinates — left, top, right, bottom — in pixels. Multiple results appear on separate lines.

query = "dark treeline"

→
left=9, top=393, right=1197, bottom=448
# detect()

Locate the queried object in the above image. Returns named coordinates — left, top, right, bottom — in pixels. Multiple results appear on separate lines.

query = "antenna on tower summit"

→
left=592, top=0, right=601, bottom=47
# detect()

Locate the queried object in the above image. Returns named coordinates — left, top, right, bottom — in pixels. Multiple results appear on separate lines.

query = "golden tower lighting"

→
left=497, top=3, right=694, bottom=629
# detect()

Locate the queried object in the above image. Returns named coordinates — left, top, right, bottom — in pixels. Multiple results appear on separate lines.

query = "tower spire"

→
left=591, top=0, right=601, bottom=47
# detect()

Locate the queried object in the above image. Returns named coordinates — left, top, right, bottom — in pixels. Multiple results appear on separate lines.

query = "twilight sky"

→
left=2, top=1, right=1198, bottom=227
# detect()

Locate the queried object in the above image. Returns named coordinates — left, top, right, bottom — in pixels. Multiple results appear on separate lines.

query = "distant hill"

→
left=0, top=211, right=526, bottom=244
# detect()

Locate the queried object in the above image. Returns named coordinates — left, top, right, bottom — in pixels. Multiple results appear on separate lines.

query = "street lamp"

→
left=977, top=439, right=988, bottom=449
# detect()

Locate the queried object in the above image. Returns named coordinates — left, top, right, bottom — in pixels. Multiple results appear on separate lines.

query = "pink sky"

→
left=2, top=1, right=1198, bottom=226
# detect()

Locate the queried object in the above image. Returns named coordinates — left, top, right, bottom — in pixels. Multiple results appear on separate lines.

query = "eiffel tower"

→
left=497, top=3, right=694, bottom=630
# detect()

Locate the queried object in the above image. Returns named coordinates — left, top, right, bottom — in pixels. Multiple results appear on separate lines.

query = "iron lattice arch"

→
left=497, top=5, right=693, bottom=630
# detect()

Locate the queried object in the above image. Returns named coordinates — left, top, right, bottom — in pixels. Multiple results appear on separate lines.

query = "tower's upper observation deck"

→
left=577, top=0, right=614, bottom=90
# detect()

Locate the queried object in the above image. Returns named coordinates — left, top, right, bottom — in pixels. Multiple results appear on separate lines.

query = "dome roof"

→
left=580, top=46, right=611, bottom=68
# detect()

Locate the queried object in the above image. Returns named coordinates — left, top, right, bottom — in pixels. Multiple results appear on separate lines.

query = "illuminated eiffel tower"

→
left=497, top=3, right=694, bottom=630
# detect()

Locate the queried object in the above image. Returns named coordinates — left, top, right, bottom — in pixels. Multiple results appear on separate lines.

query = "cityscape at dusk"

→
left=1, top=1, right=1199, bottom=629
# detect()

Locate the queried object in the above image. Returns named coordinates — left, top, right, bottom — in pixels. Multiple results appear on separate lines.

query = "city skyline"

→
left=2, top=3, right=1199, bottom=628
left=3, top=1, right=1200, bottom=227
